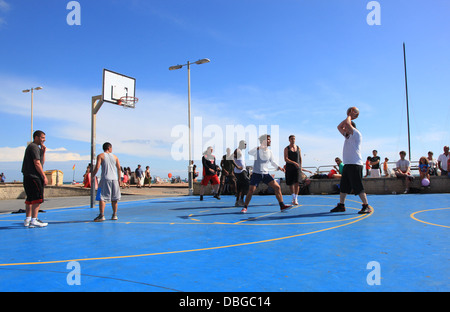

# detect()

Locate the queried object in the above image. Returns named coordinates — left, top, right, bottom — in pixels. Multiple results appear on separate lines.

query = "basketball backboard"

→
left=102, top=69, right=136, bottom=105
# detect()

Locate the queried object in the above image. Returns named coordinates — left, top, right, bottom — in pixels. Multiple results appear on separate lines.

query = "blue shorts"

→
left=249, top=173, right=274, bottom=186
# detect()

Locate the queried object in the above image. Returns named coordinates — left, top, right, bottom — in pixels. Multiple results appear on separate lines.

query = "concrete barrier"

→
left=0, top=184, right=91, bottom=200
left=1, top=176, right=448, bottom=200
left=193, top=176, right=450, bottom=195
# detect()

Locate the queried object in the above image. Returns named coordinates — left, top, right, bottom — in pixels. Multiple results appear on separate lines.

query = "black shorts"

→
left=23, top=175, right=44, bottom=205
left=235, top=171, right=249, bottom=194
left=285, top=167, right=301, bottom=186
left=340, top=164, right=364, bottom=195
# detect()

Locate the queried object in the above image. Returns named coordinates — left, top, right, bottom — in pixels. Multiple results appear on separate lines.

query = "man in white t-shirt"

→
left=437, top=146, right=449, bottom=176
left=240, top=134, right=291, bottom=213
left=331, top=107, right=372, bottom=214
left=394, top=150, right=414, bottom=193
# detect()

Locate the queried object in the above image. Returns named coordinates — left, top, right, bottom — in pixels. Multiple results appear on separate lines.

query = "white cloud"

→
left=0, top=146, right=90, bottom=162
left=0, top=0, right=9, bottom=28
left=0, top=146, right=25, bottom=162
left=46, top=151, right=90, bottom=162
left=0, top=0, right=10, bottom=11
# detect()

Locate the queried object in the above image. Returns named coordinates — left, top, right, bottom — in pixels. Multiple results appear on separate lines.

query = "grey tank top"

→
left=101, top=153, right=118, bottom=181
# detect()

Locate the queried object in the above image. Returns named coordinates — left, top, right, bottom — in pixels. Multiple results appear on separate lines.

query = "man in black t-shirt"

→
left=22, top=130, right=48, bottom=228
left=370, top=149, right=381, bottom=177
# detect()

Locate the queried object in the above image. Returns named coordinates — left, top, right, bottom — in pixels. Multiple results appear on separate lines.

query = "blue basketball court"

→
left=0, top=194, right=448, bottom=292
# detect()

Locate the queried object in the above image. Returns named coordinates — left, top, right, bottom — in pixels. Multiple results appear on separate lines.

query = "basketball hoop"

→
left=118, top=96, right=138, bottom=109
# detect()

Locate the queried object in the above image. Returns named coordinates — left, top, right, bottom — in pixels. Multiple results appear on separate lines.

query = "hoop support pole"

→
left=90, top=95, right=103, bottom=208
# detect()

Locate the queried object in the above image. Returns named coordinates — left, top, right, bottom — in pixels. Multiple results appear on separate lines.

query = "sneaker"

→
left=29, top=219, right=48, bottom=228
left=214, top=194, right=221, bottom=200
left=94, top=214, right=105, bottom=222
left=111, top=214, right=118, bottom=220
left=24, top=219, right=31, bottom=227
left=358, top=205, right=372, bottom=214
left=280, top=204, right=292, bottom=212
left=292, top=199, right=299, bottom=205
left=330, top=203, right=345, bottom=212
left=240, top=208, right=247, bottom=213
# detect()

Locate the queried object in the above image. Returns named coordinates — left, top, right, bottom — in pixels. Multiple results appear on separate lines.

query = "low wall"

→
left=1, top=176, right=449, bottom=200
left=193, top=176, right=450, bottom=195
left=0, top=184, right=91, bottom=200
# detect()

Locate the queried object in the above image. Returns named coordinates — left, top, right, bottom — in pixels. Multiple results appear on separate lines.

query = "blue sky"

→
left=0, top=0, right=449, bottom=182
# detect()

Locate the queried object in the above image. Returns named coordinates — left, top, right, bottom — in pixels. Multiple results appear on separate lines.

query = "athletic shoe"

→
left=214, top=194, right=221, bottom=200
left=358, top=205, right=372, bottom=214
left=29, top=219, right=48, bottom=228
left=330, top=203, right=345, bottom=212
left=111, top=214, right=118, bottom=220
left=94, top=214, right=105, bottom=222
left=280, top=204, right=292, bottom=212
left=240, top=208, right=247, bottom=213
left=292, top=199, right=299, bottom=205
left=24, top=219, right=31, bottom=227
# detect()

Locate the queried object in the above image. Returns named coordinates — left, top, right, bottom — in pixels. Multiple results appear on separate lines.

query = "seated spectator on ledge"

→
left=437, top=146, right=449, bottom=177
left=328, top=157, right=343, bottom=179
left=394, top=151, right=414, bottom=194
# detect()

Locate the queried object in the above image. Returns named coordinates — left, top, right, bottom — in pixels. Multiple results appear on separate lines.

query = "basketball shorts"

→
left=249, top=173, right=274, bottom=186
left=23, top=175, right=44, bottom=205
left=201, top=174, right=220, bottom=186
left=285, top=167, right=301, bottom=186
left=99, top=179, right=121, bottom=202
left=340, top=164, right=364, bottom=195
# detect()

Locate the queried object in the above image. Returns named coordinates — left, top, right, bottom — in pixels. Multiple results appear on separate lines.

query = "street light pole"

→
left=169, top=58, right=210, bottom=196
left=187, top=61, right=193, bottom=196
left=22, top=87, right=43, bottom=143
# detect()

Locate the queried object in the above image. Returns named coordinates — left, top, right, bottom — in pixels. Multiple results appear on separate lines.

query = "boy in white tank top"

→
left=92, top=142, right=122, bottom=222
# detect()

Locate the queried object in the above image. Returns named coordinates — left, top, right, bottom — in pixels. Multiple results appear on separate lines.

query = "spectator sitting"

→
left=369, top=150, right=381, bottom=178
left=394, top=151, right=414, bottom=194
left=437, top=146, right=449, bottom=176
left=328, top=157, right=343, bottom=179
left=419, top=156, right=431, bottom=185
left=427, top=151, right=438, bottom=176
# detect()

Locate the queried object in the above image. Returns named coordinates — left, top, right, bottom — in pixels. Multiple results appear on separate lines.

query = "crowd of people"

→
left=198, top=108, right=450, bottom=213
left=360, top=148, right=449, bottom=180
left=198, top=138, right=450, bottom=203
left=15, top=107, right=450, bottom=227
left=330, top=146, right=449, bottom=193
left=83, top=163, right=153, bottom=189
